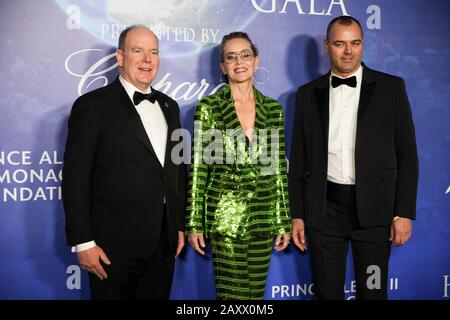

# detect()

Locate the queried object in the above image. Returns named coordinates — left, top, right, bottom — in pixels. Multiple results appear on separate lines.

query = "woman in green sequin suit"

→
left=186, top=32, right=291, bottom=300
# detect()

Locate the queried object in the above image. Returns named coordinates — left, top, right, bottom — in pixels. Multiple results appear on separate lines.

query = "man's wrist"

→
left=71, top=241, right=96, bottom=253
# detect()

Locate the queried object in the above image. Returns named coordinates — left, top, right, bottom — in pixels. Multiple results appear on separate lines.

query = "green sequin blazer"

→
left=186, top=85, right=291, bottom=238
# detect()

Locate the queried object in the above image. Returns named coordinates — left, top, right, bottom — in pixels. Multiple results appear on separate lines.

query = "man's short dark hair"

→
left=326, top=16, right=363, bottom=41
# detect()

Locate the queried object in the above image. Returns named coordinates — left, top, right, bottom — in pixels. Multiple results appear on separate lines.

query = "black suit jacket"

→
left=62, top=78, right=186, bottom=259
left=288, top=65, right=418, bottom=228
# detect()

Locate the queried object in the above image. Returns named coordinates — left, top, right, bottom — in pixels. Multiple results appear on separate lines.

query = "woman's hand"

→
left=188, top=233, right=206, bottom=255
left=274, top=233, right=291, bottom=251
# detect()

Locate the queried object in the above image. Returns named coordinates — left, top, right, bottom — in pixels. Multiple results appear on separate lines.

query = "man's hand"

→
left=77, top=245, right=111, bottom=280
left=292, top=218, right=307, bottom=251
left=390, top=217, right=413, bottom=246
left=274, top=233, right=291, bottom=251
left=188, top=233, right=206, bottom=255
left=175, top=231, right=185, bottom=257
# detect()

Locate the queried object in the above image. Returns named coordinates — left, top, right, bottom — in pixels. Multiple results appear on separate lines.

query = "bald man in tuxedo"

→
left=62, top=25, right=186, bottom=300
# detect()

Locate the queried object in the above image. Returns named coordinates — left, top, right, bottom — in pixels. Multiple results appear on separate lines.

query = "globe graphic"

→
left=56, top=0, right=267, bottom=57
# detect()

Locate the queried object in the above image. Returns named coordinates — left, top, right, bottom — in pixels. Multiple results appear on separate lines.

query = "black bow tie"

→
left=331, top=75, right=357, bottom=88
left=133, top=90, right=157, bottom=105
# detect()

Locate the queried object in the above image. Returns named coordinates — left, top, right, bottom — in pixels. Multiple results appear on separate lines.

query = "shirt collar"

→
left=330, top=64, right=363, bottom=87
left=119, top=75, right=152, bottom=103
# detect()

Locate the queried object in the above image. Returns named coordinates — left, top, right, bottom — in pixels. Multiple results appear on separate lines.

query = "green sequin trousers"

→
left=211, top=235, right=273, bottom=300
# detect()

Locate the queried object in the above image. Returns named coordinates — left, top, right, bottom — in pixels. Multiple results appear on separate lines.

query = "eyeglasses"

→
left=224, top=49, right=254, bottom=64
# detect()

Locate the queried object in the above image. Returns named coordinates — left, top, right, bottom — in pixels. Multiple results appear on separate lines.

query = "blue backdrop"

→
left=0, top=0, right=449, bottom=300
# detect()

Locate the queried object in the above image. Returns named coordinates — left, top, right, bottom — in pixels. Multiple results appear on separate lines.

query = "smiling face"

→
left=220, top=38, right=259, bottom=85
left=325, top=21, right=363, bottom=77
left=116, top=27, right=159, bottom=91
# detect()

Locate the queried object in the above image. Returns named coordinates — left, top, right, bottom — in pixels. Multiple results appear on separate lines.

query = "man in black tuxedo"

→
left=62, top=25, right=186, bottom=300
left=288, top=16, right=418, bottom=299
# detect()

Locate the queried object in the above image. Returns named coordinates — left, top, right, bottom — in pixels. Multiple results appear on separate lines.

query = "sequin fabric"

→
left=186, top=85, right=291, bottom=239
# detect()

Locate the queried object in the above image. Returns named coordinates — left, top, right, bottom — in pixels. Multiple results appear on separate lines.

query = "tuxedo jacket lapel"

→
left=154, top=89, right=177, bottom=168
left=357, top=67, right=377, bottom=125
left=315, top=74, right=330, bottom=155
left=111, top=79, right=160, bottom=164
left=155, top=89, right=174, bottom=129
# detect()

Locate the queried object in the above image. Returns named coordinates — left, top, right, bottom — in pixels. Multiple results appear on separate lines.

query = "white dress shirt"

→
left=327, top=65, right=363, bottom=185
left=72, top=76, right=168, bottom=253
left=119, top=76, right=168, bottom=166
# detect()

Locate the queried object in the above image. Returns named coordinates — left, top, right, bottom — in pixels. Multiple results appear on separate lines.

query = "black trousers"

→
left=308, top=181, right=391, bottom=300
left=89, top=214, right=175, bottom=300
